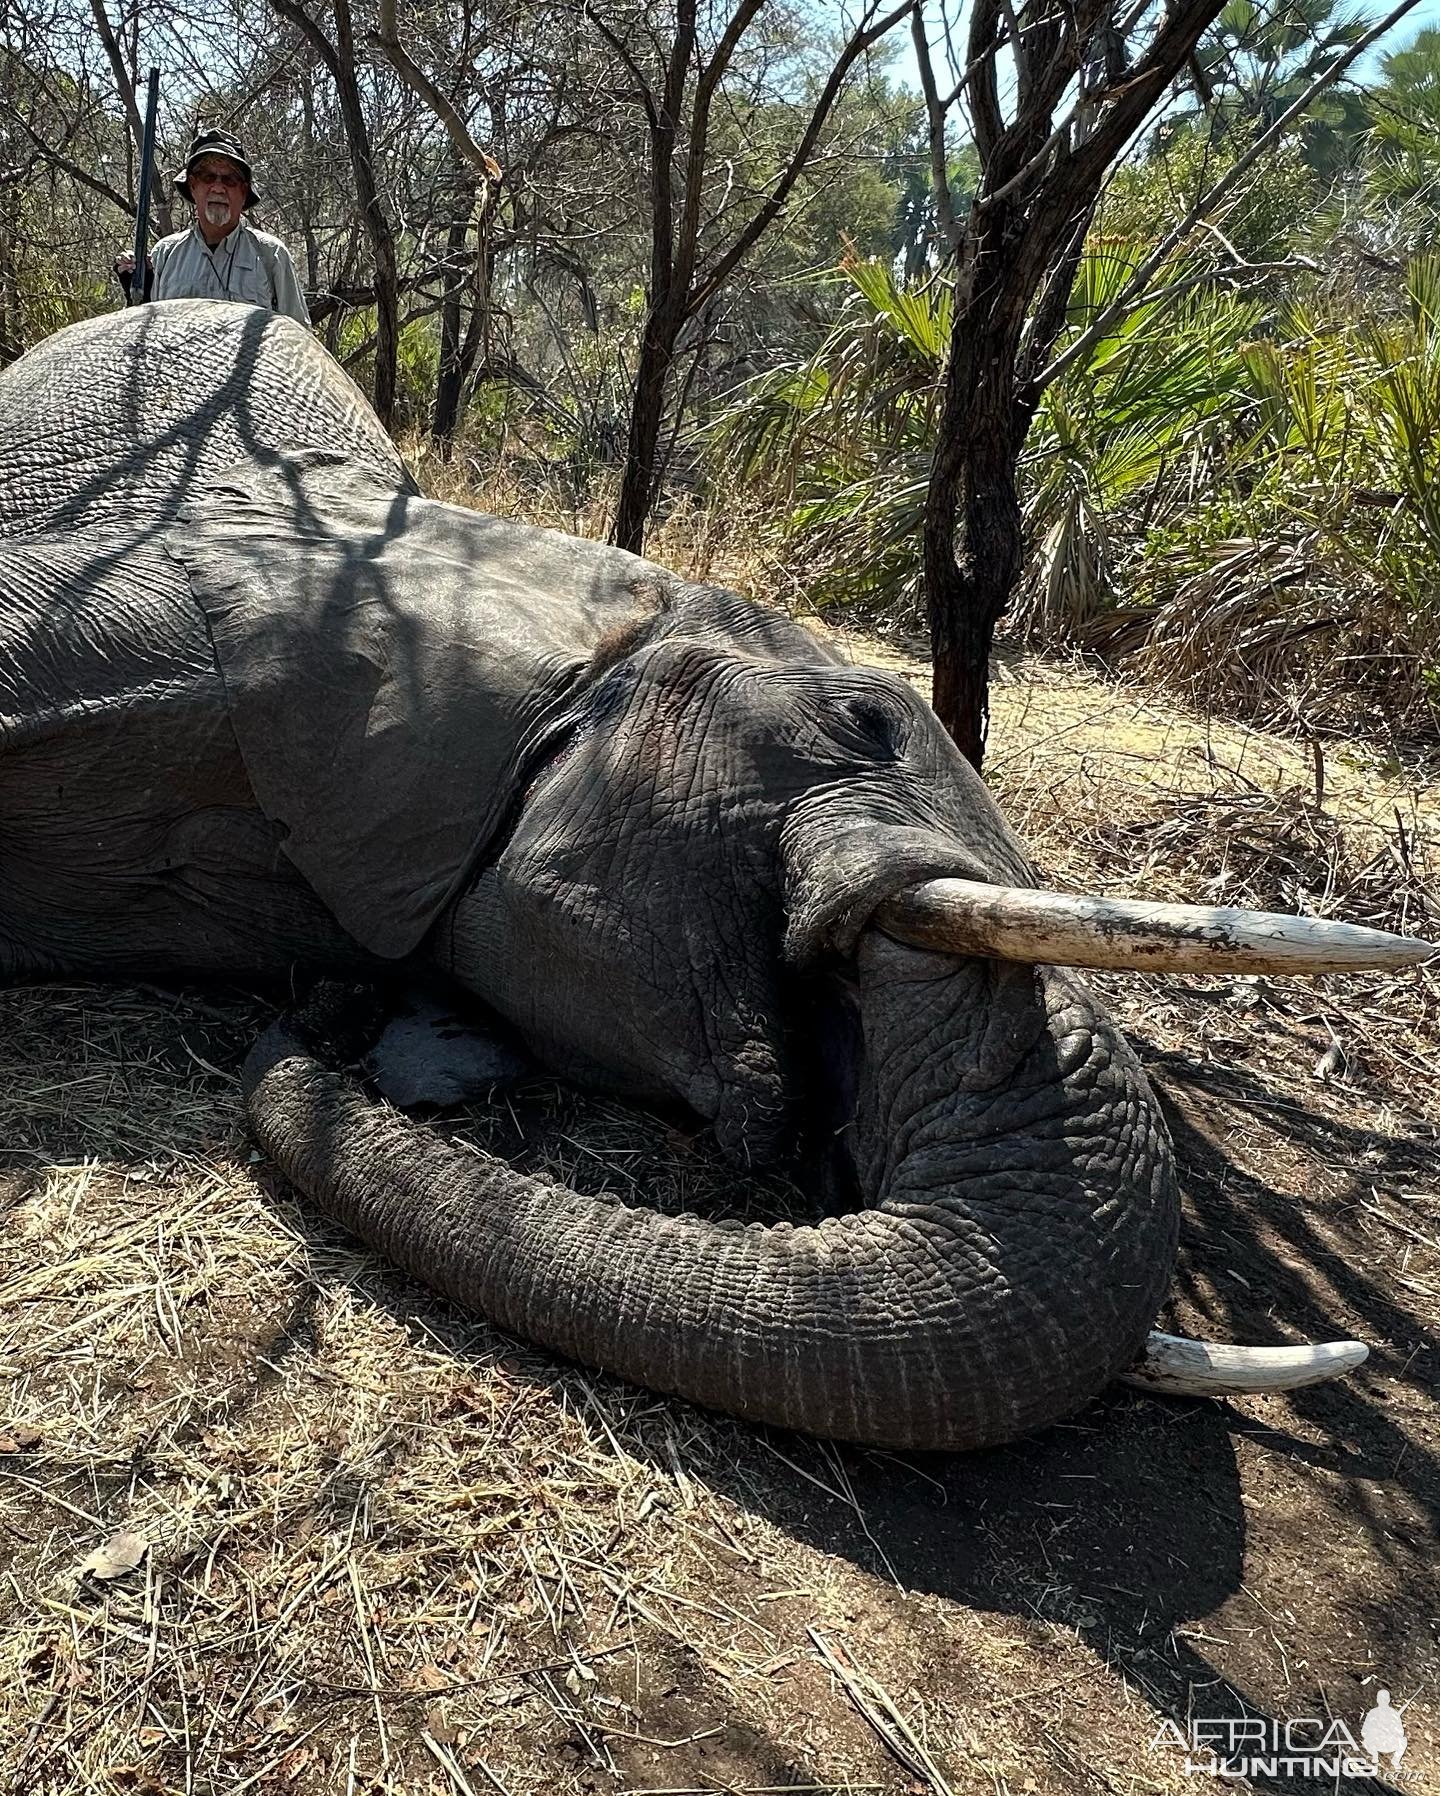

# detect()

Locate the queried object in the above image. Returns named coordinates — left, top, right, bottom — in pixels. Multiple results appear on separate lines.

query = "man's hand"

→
left=113, top=251, right=153, bottom=300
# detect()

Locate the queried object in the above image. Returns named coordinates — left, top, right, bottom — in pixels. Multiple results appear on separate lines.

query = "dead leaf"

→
left=278, top=1745, right=315, bottom=1784
left=106, top=1767, right=167, bottom=1794
left=426, top=1707, right=457, bottom=1745
left=441, top=1384, right=491, bottom=1418
left=409, top=1662, right=450, bottom=1692
left=82, top=1530, right=149, bottom=1581
left=0, top=1424, right=42, bottom=1453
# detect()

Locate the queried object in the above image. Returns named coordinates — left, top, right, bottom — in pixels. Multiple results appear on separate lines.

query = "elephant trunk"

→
left=242, top=935, right=1176, bottom=1451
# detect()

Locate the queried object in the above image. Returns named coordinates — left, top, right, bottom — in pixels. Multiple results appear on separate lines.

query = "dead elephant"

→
left=0, top=301, right=1428, bottom=1451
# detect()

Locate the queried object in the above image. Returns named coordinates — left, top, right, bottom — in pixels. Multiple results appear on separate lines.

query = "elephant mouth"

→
left=778, top=963, right=865, bottom=1211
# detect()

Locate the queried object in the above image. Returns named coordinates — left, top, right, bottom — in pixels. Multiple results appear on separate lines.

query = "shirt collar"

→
left=191, top=220, right=247, bottom=260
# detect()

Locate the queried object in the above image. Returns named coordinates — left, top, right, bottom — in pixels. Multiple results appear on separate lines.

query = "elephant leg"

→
left=363, top=986, right=531, bottom=1110
left=0, top=933, right=61, bottom=985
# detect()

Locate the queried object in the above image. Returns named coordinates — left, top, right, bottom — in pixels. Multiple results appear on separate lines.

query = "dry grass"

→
left=400, top=438, right=773, bottom=599
left=989, top=656, right=1438, bottom=1114
left=3, top=631, right=1438, bottom=1795
left=1125, top=543, right=1440, bottom=750
left=0, top=987, right=1017, bottom=1796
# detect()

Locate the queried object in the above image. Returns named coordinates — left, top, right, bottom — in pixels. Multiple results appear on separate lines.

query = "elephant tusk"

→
left=875, top=879, right=1439, bottom=976
left=1120, top=1330, right=1369, bottom=1397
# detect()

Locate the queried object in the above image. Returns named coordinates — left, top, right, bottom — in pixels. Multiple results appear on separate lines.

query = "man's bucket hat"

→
left=174, top=129, right=260, bottom=209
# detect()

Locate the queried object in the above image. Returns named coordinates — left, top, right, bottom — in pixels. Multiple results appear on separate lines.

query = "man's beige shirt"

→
left=150, top=222, right=310, bottom=325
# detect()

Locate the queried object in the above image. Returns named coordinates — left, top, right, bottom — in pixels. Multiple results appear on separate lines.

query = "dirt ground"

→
left=2, top=651, right=1437, bottom=1796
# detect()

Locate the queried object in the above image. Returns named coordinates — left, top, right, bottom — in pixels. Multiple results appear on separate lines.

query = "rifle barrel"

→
left=130, top=69, right=160, bottom=306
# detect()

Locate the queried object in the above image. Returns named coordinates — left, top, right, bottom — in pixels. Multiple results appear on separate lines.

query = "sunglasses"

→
left=192, top=167, right=245, bottom=189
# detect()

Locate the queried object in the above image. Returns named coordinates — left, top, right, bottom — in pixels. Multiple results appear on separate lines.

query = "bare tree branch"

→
left=1034, top=0, right=1428, bottom=392
left=911, top=2, right=959, bottom=252
left=583, top=2, right=661, bottom=130
left=369, top=0, right=503, bottom=186
left=692, top=0, right=916, bottom=312
left=0, top=98, right=131, bottom=214
left=86, top=0, right=170, bottom=232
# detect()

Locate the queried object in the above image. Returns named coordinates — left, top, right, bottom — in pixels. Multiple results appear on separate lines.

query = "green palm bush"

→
left=1016, top=239, right=1257, bottom=640
left=715, top=243, right=1439, bottom=740
left=714, top=243, right=1256, bottom=635
left=1367, top=27, right=1440, bottom=208
left=1355, top=253, right=1440, bottom=608
left=713, top=255, right=946, bottom=619
left=1132, top=260, right=1440, bottom=736
left=1176, top=0, right=1374, bottom=175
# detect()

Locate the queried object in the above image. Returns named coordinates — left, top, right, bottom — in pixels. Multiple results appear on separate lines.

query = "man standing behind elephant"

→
left=115, top=129, right=310, bottom=326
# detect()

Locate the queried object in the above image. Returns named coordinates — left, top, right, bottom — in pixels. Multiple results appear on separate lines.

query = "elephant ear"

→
left=168, top=452, right=671, bottom=958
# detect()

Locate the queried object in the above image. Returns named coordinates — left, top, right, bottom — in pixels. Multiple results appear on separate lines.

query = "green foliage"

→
left=1177, top=0, right=1375, bottom=174
left=715, top=229, right=1440, bottom=735
left=1253, top=258, right=1440, bottom=622
left=714, top=243, right=1260, bottom=631
left=1366, top=27, right=1440, bottom=206
left=1103, top=122, right=1316, bottom=261
left=395, top=318, right=441, bottom=431
left=1120, top=259, right=1440, bottom=735
left=0, top=194, right=111, bottom=353
left=1019, top=240, right=1259, bottom=638
left=712, top=254, right=944, bottom=615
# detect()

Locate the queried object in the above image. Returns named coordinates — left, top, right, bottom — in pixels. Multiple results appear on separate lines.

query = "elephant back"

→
left=0, top=301, right=413, bottom=541
left=0, top=527, right=360, bottom=980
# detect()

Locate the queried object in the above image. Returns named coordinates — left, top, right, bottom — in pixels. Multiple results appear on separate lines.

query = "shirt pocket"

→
left=230, top=239, right=269, bottom=307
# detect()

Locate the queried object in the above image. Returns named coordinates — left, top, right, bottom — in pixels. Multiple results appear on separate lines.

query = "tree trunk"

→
left=298, top=71, right=322, bottom=299
left=612, top=300, right=682, bottom=554
left=923, top=214, right=1031, bottom=770
left=432, top=172, right=475, bottom=450
left=336, top=0, right=398, bottom=428
left=923, top=454, right=1024, bottom=770
left=916, top=0, right=1234, bottom=773
left=282, top=0, right=399, bottom=426
left=368, top=228, right=399, bottom=428
left=453, top=208, right=494, bottom=397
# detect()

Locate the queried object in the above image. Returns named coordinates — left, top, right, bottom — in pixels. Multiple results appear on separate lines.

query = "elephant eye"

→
left=832, top=694, right=909, bottom=762
left=586, top=657, right=642, bottom=725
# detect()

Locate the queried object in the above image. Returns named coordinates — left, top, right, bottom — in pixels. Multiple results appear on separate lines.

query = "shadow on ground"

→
left=314, top=1028, right=1436, bottom=1795
left=5, top=986, right=1435, bottom=1794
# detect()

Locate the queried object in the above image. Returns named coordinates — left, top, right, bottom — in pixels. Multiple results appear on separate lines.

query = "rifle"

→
left=128, top=68, right=160, bottom=305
